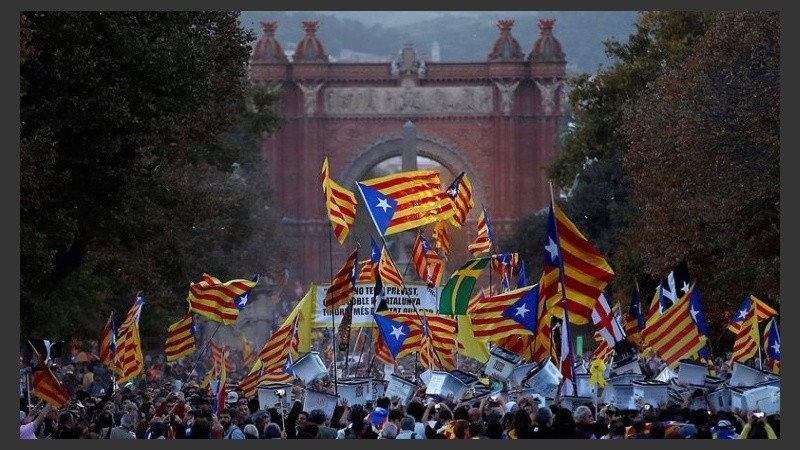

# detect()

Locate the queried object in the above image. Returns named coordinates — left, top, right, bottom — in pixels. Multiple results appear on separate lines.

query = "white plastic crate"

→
left=335, top=378, right=371, bottom=407
left=738, top=385, right=780, bottom=415
left=603, top=383, right=636, bottom=410
left=289, top=351, right=328, bottom=384
left=575, top=373, right=595, bottom=397
left=425, top=370, right=478, bottom=400
left=676, top=360, right=708, bottom=387
left=257, top=383, right=293, bottom=410
left=729, top=362, right=772, bottom=388
left=385, top=373, right=421, bottom=405
left=485, top=346, right=522, bottom=381
left=631, top=379, right=669, bottom=407
left=302, top=388, right=339, bottom=418
left=508, top=362, right=537, bottom=388
left=523, top=359, right=562, bottom=397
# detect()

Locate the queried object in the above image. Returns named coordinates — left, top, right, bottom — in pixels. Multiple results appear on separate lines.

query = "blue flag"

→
left=373, top=313, right=410, bottom=359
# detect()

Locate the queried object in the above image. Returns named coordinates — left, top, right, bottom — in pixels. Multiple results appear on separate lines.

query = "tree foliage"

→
left=620, top=11, right=780, bottom=344
left=20, top=12, right=286, bottom=348
left=506, top=12, right=713, bottom=294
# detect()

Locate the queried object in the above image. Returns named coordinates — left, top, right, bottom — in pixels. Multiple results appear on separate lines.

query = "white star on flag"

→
left=376, top=197, right=392, bottom=212
left=390, top=325, right=406, bottom=340
left=545, top=237, right=559, bottom=262
left=515, top=303, right=530, bottom=318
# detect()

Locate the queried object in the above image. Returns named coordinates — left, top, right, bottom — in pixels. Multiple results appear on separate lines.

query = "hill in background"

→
left=240, top=11, right=638, bottom=75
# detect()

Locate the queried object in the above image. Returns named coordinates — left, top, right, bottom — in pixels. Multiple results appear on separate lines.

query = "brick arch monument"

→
left=249, top=18, right=567, bottom=286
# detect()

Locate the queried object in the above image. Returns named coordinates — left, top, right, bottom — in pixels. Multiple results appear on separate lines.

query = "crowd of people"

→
left=19, top=351, right=780, bottom=439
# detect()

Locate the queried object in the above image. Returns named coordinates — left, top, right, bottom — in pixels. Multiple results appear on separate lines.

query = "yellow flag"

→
left=589, top=358, right=606, bottom=387
left=456, top=315, right=489, bottom=363
left=280, top=284, right=317, bottom=353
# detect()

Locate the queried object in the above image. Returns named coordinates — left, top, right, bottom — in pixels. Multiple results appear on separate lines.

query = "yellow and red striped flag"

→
left=98, top=312, right=117, bottom=369
left=187, top=274, right=257, bottom=325
left=374, top=312, right=456, bottom=368
left=531, top=276, right=557, bottom=364
left=118, top=292, right=145, bottom=334
left=241, top=335, right=256, bottom=369
left=432, top=220, right=450, bottom=260
left=200, top=364, right=217, bottom=391
left=237, top=359, right=263, bottom=398
left=28, top=341, right=70, bottom=408
left=593, top=331, right=613, bottom=362
left=467, top=209, right=493, bottom=256
left=115, top=321, right=144, bottom=384
left=470, top=285, right=540, bottom=342
left=356, top=170, right=455, bottom=237
left=164, top=312, right=196, bottom=362
left=444, top=171, right=474, bottom=228
left=321, top=156, right=358, bottom=245
left=210, top=341, right=235, bottom=373
left=257, top=316, right=299, bottom=371
left=378, top=246, right=404, bottom=289
left=410, top=233, right=444, bottom=288
left=539, top=200, right=615, bottom=325
left=642, top=294, right=706, bottom=368
left=727, top=295, right=778, bottom=334
left=731, top=303, right=760, bottom=364
left=323, top=245, right=359, bottom=310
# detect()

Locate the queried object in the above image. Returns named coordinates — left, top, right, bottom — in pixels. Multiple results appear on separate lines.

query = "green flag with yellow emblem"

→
left=438, top=257, right=490, bottom=315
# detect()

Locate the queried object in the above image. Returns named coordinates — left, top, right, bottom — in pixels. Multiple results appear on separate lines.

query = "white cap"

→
left=226, top=391, right=239, bottom=404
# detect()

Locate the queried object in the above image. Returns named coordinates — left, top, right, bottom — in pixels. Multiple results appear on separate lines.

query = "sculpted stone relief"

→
left=324, top=86, right=493, bottom=115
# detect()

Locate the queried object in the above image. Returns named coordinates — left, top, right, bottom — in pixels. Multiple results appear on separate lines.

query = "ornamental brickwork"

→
left=250, top=19, right=567, bottom=286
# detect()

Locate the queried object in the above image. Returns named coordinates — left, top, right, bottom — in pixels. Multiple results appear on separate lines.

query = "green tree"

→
left=20, top=12, right=286, bottom=348
left=620, top=11, right=779, bottom=348
left=506, top=12, right=713, bottom=298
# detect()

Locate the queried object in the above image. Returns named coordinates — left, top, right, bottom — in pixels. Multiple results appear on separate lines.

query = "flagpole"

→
left=548, top=181, right=576, bottom=395
left=327, top=225, right=339, bottom=396
left=25, top=367, right=32, bottom=409
left=185, top=321, right=223, bottom=386
left=353, top=327, right=366, bottom=374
